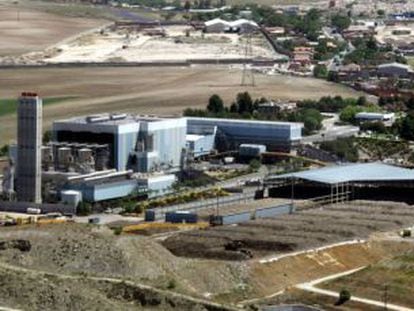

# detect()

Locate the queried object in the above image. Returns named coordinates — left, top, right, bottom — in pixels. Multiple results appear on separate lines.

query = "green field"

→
left=408, top=57, right=414, bottom=68
left=0, top=97, right=75, bottom=118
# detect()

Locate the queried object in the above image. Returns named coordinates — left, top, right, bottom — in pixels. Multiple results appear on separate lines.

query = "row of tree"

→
left=184, top=92, right=323, bottom=135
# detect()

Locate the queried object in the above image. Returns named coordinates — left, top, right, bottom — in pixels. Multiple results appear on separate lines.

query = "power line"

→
left=241, top=33, right=255, bottom=87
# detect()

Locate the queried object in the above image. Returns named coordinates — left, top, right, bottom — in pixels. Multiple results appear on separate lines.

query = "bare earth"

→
left=0, top=66, right=363, bottom=144
left=0, top=3, right=105, bottom=56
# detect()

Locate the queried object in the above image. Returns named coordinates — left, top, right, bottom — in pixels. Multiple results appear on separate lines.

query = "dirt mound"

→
left=0, top=265, right=238, bottom=311
left=0, top=239, right=31, bottom=252
left=0, top=224, right=248, bottom=299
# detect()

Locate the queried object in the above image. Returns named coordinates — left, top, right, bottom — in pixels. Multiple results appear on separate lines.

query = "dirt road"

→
left=296, top=267, right=414, bottom=311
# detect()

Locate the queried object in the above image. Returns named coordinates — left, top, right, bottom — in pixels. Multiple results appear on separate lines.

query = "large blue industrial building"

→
left=186, top=117, right=303, bottom=153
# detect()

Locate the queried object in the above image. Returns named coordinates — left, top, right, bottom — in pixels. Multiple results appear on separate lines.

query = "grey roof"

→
left=269, top=163, right=414, bottom=184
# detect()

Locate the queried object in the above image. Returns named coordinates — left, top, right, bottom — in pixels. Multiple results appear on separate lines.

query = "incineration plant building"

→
left=52, top=114, right=187, bottom=173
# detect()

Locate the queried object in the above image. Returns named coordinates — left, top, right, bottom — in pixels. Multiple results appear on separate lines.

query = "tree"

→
left=0, top=144, right=8, bottom=157
left=184, top=0, right=191, bottom=11
left=230, top=102, right=238, bottom=113
left=360, top=121, right=387, bottom=134
left=207, top=94, right=224, bottom=113
left=331, top=14, right=351, bottom=32
left=356, top=96, right=367, bottom=106
left=236, top=92, right=253, bottom=115
left=77, top=202, right=92, bottom=216
left=400, top=112, right=414, bottom=140
left=313, top=64, right=328, bottom=78
left=340, top=105, right=363, bottom=123
left=42, top=130, right=52, bottom=143
left=327, top=71, right=339, bottom=83
left=377, top=9, right=386, bottom=16
left=249, top=159, right=261, bottom=171
left=335, top=289, right=351, bottom=306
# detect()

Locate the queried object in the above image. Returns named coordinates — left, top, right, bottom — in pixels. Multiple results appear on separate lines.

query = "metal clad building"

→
left=16, top=93, right=42, bottom=203
left=186, top=117, right=302, bottom=152
left=53, top=115, right=186, bottom=173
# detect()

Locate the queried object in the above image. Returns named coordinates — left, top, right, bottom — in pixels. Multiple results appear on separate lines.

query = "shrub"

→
left=77, top=202, right=92, bottom=216
left=113, top=227, right=122, bottom=236
left=167, top=279, right=176, bottom=289
left=335, top=289, right=351, bottom=305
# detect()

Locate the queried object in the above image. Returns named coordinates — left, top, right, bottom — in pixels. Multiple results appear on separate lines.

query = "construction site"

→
left=9, top=22, right=280, bottom=65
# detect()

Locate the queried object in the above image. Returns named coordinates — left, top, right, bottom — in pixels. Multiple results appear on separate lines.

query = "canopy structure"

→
left=267, top=163, right=414, bottom=185
left=265, top=163, right=414, bottom=206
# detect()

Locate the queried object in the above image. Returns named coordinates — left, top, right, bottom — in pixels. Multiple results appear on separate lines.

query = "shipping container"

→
left=210, top=211, right=251, bottom=225
left=255, top=204, right=294, bottom=219
left=165, top=211, right=198, bottom=223
left=145, top=210, right=156, bottom=222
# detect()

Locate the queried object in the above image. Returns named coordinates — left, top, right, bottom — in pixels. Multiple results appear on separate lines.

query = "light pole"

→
left=14, top=1, right=20, bottom=22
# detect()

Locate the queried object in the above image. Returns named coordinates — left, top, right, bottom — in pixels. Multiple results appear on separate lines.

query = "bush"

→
left=335, top=289, right=351, bottom=305
left=113, top=227, right=122, bottom=236
left=360, top=121, right=387, bottom=134
left=167, top=279, right=176, bottom=289
left=320, top=137, right=359, bottom=162
left=77, top=202, right=92, bottom=216
left=249, top=159, right=262, bottom=171
left=313, top=64, right=328, bottom=78
left=0, top=144, right=9, bottom=157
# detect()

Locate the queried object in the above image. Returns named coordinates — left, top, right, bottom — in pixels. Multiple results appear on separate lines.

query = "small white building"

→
left=204, top=18, right=258, bottom=33
left=355, top=112, right=396, bottom=125
left=377, top=62, right=413, bottom=78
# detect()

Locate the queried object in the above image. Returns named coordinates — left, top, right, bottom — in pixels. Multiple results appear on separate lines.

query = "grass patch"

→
left=407, top=57, right=414, bottom=68
left=0, top=97, right=75, bottom=117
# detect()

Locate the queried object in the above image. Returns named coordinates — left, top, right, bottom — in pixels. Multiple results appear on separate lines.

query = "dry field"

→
left=163, top=200, right=414, bottom=260
left=0, top=2, right=106, bottom=57
left=0, top=66, right=362, bottom=144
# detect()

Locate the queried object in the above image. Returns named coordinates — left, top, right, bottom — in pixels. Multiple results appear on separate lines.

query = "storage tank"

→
left=61, top=190, right=82, bottom=208
left=95, top=148, right=109, bottom=171
left=58, top=147, right=73, bottom=171
left=41, top=146, right=54, bottom=170
left=27, top=207, right=42, bottom=215
left=78, top=148, right=94, bottom=165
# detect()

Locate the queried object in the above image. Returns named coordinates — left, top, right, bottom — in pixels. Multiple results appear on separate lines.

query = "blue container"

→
left=256, top=204, right=294, bottom=219
left=145, top=210, right=156, bottom=222
left=165, top=212, right=198, bottom=224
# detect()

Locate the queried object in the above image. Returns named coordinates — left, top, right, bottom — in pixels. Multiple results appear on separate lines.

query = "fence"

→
left=255, top=203, right=294, bottom=219
left=148, top=192, right=256, bottom=220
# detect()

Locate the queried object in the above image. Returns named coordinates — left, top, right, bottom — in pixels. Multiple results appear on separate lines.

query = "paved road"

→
left=296, top=268, right=414, bottom=311
left=303, top=113, right=359, bottom=144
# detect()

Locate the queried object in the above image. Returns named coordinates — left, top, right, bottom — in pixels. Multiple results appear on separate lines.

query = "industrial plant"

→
left=1, top=93, right=304, bottom=212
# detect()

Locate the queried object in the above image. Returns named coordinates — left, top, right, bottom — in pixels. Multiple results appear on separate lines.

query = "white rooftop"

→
left=269, top=163, right=414, bottom=185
